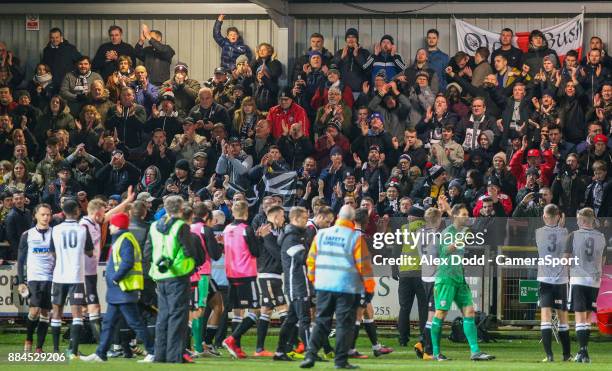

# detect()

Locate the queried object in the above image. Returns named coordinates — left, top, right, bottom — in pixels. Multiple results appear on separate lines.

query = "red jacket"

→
left=267, top=103, right=310, bottom=139
left=473, top=192, right=513, bottom=217
left=509, top=148, right=556, bottom=189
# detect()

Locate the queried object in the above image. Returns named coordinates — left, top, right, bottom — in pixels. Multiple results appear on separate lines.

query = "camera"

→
left=156, top=256, right=174, bottom=274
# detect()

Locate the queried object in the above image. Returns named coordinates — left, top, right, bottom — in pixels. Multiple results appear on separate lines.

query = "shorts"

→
left=538, top=282, right=568, bottom=310
left=191, top=275, right=210, bottom=309
left=423, top=281, right=435, bottom=312
left=570, top=284, right=599, bottom=313
left=229, top=278, right=260, bottom=309
left=434, top=281, right=473, bottom=311
left=27, top=281, right=52, bottom=310
left=51, top=282, right=86, bottom=306
left=258, top=277, right=286, bottom=308
left=206, top=278, right=220, bottom=303
left=359, top=292, right=374, bottom=308
left=84, top=274, right=99, bottom=305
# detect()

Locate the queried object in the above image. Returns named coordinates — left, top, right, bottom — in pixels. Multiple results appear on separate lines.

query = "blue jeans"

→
left=96, top=302, right=154, bottom=359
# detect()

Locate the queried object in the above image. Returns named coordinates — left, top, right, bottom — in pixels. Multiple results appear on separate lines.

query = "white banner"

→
left=455, top=14, right=584, bottom=60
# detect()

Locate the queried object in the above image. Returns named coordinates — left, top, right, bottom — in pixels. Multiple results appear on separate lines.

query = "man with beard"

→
left=354, top=145, right=389, bottom=201
left=59, top=56, right=103, bottom=117
left=365, top=35, right=407, bottom=84
left=456, top=97, right=499, bottom=151
left=425, top=29, right=450, bottom=91
left=35, top=137, right=65, bottom=186
left=491, top=28, right=523, bottom=69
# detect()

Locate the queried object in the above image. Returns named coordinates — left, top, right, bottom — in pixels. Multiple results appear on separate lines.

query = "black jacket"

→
left=41, top=40, right=82, bottom=87
left=5, top=207, right=33, bottom=259
left=279, top=224, right=310, bottom=300
left=134, top=39, right=175, bottom=86
left=278, top=135, right=314, bottom=170
left=95, top=162, right=141, bottom=196
left=258, top=227, right=283, bottom=275
left=92, top=41, right=136, bottom=81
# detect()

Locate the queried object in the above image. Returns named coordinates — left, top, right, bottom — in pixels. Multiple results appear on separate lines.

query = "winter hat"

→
left=527, top=148, right=541, bottom=157
left=369, top=145, right=381, bottom=153
left=235, top=54, right=249, bottom=66
left=415, top=70, right=430, bottom=81
left=380, top=34, right=394, bottom=45
left=279, top=86, right=293, bottom=100
left=399, top=154, right=412, bottom=163
left=486, top=176, right=501, bottom=189
left=159, top=91, right=175, bottom=103
left=593, top=134, right=609, bottom=144
left=543, top=54, right=558, bottom=68
left=174, top=62, right=188, bottom=74
left=110, top=212, right=130, bottom=230
left=330, top=146, right=343, bottom=156
left=16, top=90, right=30, bottom=99
left=327, top=122, right=341, bottom=132
left=446, top=82, right=463, bottom=94
left=428, top=164, right=445, bottom=180
left=214, top=66, right=227, bottom=75
left=493, top=152, right=507, bottom=164
left=309, top=50, right=322, bottom=59
left=109, top=194, right=122, bottom=203
left=408, top=204, right=426, bottom=218
left=327, top=64, right=340, bottom=76
left=345, top=28, right=359, bottom=41
left=541, top=89, right=556, bottom=98
left=175, top=159, right=190, bottom=172
left=449, top=178, right=464, bottom=192
left=375, top=69, right=387, bottom=81
left=369, top=112, right=384, bottom=123
left=480, top=130, right=494, bottom=145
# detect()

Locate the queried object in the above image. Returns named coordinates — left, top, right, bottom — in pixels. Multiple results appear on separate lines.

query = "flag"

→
left=263, top=166, right=298, bottom=210
left=455, top=13, right=584, bottom=62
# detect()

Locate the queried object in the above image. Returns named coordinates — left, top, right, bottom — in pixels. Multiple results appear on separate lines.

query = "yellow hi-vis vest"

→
left=112, top=231, right=144, bottom=291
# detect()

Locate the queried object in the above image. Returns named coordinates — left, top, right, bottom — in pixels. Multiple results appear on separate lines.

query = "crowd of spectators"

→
left=0, top=15, right=611, bottom=263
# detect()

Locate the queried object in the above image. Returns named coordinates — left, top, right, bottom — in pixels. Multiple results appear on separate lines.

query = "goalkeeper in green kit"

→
left=430, top=204, right=495, bottom=361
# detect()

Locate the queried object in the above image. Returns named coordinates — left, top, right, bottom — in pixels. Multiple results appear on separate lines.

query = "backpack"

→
left=448, top=312, right=497, bottom=343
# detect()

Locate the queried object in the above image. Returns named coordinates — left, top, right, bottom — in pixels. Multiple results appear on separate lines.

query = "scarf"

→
left=33, top=73, right=53, bottom=88
left=75, top=70, right=92, bottom=94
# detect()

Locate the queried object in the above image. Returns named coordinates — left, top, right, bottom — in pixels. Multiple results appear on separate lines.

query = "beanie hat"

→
left=345, top=28, right=359, bottom=41
left=428, top=164, right=445, bottom=179
left=330, top=146, right=343, bottom=156
left=493, top=152, right=507, bottom=164
left=593, top=134, right=609, bottom=144
left=380, top=34, right=394, bottom=45
left=175, top=159, right=190, bottom=172
left=110, top=212, right=130, bottom=230
left=527, top=148, right=541, bottom=157
left=449, top=178, right=464, bottom=192
left=369, top=112, right=384, bottom=123
left=174, top=62, right=188, bottom=74
left=415, top=70, right=430, bottom=81
left=480, top=130, right=495, bottom=145
left=279, top=85, right=293, bottom=100
left=235, top=54, right=249, bottom=66
left=309, top=50, right=322, bottom=59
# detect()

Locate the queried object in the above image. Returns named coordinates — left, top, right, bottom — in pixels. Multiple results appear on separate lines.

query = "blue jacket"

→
left=213, top=20, right=253, bottom=70
left=427, top=49, right=450, bottom=91
left=365, top=52, right=407, bottom=83
left=131, top=80, right=159, bottom=117
left=106, top=230, right=140, bottom=304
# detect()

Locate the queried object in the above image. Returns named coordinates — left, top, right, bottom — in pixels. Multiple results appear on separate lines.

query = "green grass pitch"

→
left=1, top=330, right=611, bottom=370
